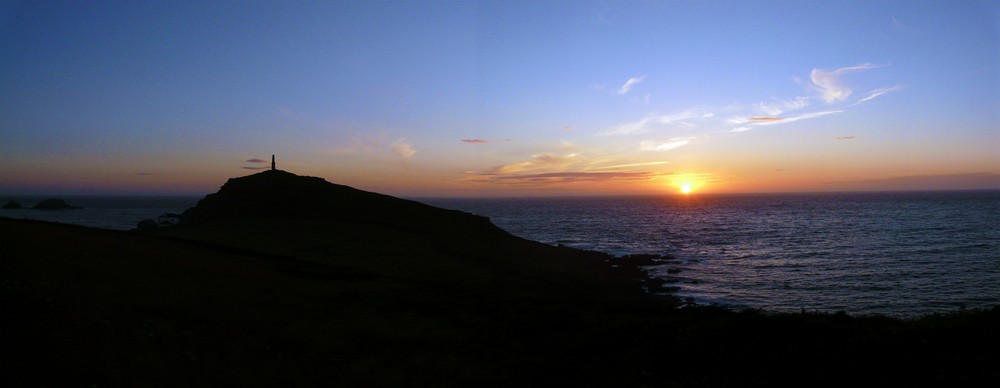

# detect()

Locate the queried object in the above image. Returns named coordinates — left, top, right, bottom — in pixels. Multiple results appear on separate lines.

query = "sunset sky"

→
left=2, top=0, right=998, bottom=196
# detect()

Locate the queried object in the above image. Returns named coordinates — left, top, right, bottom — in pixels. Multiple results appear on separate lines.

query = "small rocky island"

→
left=30, top=198, right=83, bottom=210
left=2, top=200, right=24, bottom=209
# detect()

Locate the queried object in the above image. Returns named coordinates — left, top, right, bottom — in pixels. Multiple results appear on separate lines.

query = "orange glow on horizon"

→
left=665, top=172, right=709, bottom=195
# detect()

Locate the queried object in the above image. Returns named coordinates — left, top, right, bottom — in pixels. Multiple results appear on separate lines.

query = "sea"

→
left=423, top=191, right=1000, bottom=317
left=0, top=196, right=199, bottom=231
left=3, top=192, right=998, bottom=317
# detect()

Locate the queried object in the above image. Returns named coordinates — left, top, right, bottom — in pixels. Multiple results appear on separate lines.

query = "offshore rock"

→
left=31, top=198, right=82, bottom=210
left=2, top=200, right=24, bottom=209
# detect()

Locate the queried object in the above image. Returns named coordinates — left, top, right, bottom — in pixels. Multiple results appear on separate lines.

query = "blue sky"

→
left=2, top=0, right=998, bottom=196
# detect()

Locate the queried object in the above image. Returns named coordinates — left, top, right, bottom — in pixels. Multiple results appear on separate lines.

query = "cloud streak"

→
left=618, top=75, right=645, bottom=94
left=755, top=97, right=809, bottom=115
left=810, top=63, right=886, bottom=103
left=390, top=138, right=416, bottom=159
left=461, top=139, right=511, bottom=144
left=479, top=171, right=663, bottom=185
left=603, top=110, right=713, bottom=136
left=729, top=110, right=843, bottom=132
left=640, top=137, right=694, bottom=152
left=855, top=85, right=904, bottom=104
left=486, top=153, right=578, bottom=175
left=330, top=133, right=416, bottom=163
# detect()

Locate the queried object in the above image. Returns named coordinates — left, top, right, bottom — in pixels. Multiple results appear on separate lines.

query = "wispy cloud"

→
left=465, top=141, right=675, bottom=187
left=891, top=16, right=916, bottom=34
left=640, top=137, right=694, bottom=152
left=783, top=110, right=843, bottom=123
left=331, top=132, right=386, bottom=156
left=241, top=166, right=268, bottom=170
left=855, top=85, right=904, bottom=105
left=560, top=126, right=575, bottom=131
left=754, top=97, right=809, bottom=115
left=461, top=139, right=511, bottom=144
left=836, top=136, right=856, bottom=140
left=810, top=63, right=887, bottom=103
left=486, top=153, right=578, bottom=175
left=729, top=110, right=842, bottom=132
left=245, top=158, right=267, bottom=163
left=594, top=161, right=670, bottom=169
left=481, top=171, right=663, bottom=185
left=390, top=138, right=416, bottom=160
left=330, top=133, right=416, bottom=163
left=618, top=75, right=645, bottom=94
left=603, top=110, right=713, bottom=136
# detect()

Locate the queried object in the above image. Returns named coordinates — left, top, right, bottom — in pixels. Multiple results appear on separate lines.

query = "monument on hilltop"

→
left=271, top=155, right=276, bottom=171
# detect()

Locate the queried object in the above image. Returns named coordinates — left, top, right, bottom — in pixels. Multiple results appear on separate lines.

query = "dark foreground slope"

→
left=3, top=170, right=999, bottom=386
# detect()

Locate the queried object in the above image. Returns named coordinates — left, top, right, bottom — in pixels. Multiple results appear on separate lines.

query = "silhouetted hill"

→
left=163, top=169, right=652, bottom=302
left=179, top=169, right=508, bottom=237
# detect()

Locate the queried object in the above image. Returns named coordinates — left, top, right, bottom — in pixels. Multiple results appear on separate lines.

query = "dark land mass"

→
left=29, top=198, right=83, bottom=210
left=2, top=200, right=24, bottom=209
left=3, top=170, right=998, bottom=386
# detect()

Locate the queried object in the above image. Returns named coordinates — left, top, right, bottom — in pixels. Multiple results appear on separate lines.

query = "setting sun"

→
left=680, top=183, right=692, bottom=194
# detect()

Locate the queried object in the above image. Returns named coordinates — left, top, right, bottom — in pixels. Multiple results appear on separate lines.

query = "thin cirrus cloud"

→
left=755, top=97, right=809, bottom=115
left=461, top=139, right=511, bottom=144
left=810, top=63, right=887, bottom=103
left=855, top=85, right=904, bottom=105
left=486, top=153, right=577, bottom=175
left=242, top=157, right=268, bottom=170
left=729, top=110, right=843, bottom=132
left=595, top=161, right=670, bottom=169
left=603, top=110, right=713, bottom=136
left=330, top=133, right=415, bottom=162
left=491, top=171, right=661, bottom=184
left=640, top=137, right=695, bottom=152
left=600, top=64, right=897, bottom=139
left=390, top=138, right=416, bottom=159
left=618, top=75, right=645, bottom=94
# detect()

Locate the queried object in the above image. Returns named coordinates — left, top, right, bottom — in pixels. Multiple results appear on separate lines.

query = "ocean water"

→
left=0, top=196, right=199, bottom=230
left=424, top=192, right=1000, bottom=316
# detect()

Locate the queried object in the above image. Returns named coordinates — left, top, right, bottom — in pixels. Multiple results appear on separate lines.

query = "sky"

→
left=2, top=0, right=999, bottom=197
